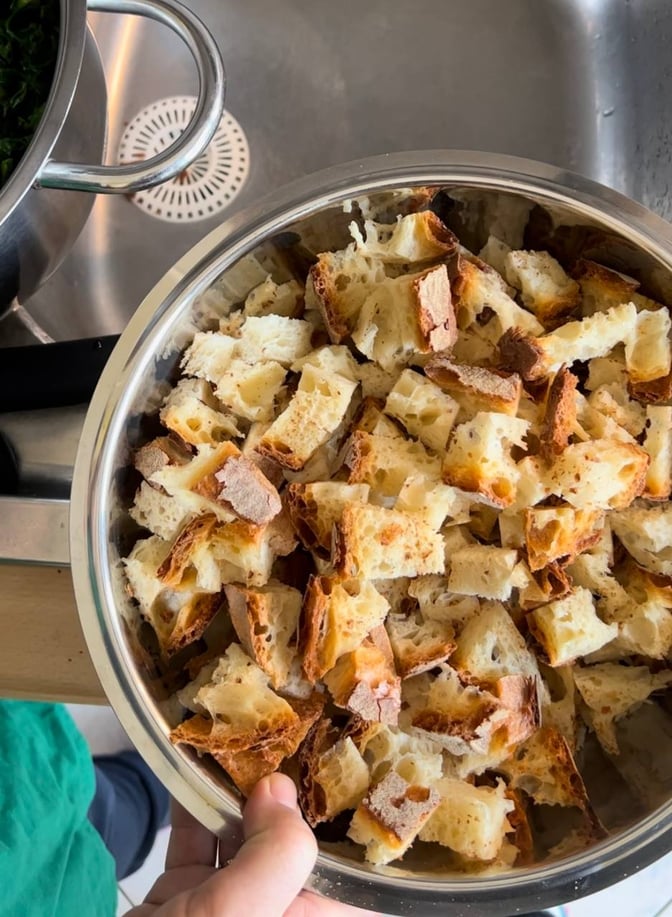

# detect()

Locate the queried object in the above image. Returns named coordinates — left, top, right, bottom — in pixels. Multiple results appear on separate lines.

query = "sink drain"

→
left=118, top=96, right=250, bottom=223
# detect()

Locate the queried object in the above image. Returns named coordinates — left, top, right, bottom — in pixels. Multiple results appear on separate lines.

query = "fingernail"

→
left=267, top=772, right=298, bottom=810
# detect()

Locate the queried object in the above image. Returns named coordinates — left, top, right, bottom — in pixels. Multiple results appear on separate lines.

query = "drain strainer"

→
left=118, top=96, right=249, bottom=223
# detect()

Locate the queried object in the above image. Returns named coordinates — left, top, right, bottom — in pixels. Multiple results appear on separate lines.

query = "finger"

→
left=165, top=800, right=218, bottom=869
left=144, top=864, right=217, bottom=905
left=189, top=773, right=318, bottom=917
left=287, top=889, right=382, bottom=917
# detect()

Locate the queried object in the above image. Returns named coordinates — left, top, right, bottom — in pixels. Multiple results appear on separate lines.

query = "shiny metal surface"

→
left=0, top=498, right=70, bottom=565
left=40, top=0, right=226, bottom=194
left=22, top=0, right=672, bottom=341
left=71, top=152, right=672, bottom=915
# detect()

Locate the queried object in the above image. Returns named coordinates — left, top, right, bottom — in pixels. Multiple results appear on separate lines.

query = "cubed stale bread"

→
left=122, top=204, right=672, bottom=875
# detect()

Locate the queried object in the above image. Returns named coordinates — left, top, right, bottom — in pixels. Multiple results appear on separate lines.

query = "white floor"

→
left=69, top=705, right=672, bottom=916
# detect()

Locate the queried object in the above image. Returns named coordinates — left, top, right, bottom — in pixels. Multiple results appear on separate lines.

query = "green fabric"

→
left=0, top=701, right=117, bottom=917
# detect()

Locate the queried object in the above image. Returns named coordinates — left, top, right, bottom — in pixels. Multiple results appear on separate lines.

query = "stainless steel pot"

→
left=71, top=151, right=672, bottom=916
left=0, top=0, right=225, bottom=309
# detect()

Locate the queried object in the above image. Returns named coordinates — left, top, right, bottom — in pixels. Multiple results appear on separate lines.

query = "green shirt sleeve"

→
left=0, top=700, right=117, bottom=917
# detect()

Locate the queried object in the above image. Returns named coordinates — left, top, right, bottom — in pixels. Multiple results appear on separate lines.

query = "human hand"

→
left=128, top=772, right=379, bottom=917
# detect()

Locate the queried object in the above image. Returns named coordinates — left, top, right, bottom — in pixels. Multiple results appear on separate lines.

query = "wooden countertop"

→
left=0, top=563, right=105, bottom=704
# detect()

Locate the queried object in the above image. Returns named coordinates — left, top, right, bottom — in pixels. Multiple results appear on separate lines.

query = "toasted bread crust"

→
left=157, top=514, right=217, bottom=587
left=413, top=264, right=458, bottom=352
left=540, top=367, right=578, bottom=460
left=425, top=356, right=522, bottom=414
left=499, top=328, right=547, bottom=381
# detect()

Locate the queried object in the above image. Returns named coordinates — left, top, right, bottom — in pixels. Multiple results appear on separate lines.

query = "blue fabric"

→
left=89, top=750, right=170, bottom=880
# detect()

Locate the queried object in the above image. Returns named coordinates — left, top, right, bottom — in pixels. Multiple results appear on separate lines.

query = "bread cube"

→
left=453, top=257, right=543, bottom=336
left=236, top=315, right=314, bottom=366
left=214, top=359, right=287, bottom=422
left=181, top=331, right=237, bottom=383
left=347, top=430, right=442, bottom=499
left=243, top=276, right=303, bottom=318
left=504, top=250, right=579, bottom=324
left=161, top=378, right=242, bottom=447
left=625, top=307, right=672, bottom=383
left=528, top=588, right=618, bottom=666
left=451, top=600, right=541, bottom=684
left=350, top=210, right=457, bottom=263
left=384, top=369, right=459, bottom=452
left=424, top=356, right=522, bottom=417
left=642, top=406, right=672, bottom=499
left=447, top=545, right=522, bottom=601
left=547, top=439, right=649, bottom=510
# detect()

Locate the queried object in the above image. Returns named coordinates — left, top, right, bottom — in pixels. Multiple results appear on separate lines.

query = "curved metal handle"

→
left=39, top=0, right=225, bottom=194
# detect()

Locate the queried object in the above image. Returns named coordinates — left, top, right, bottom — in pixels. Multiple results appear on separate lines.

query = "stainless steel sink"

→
left=20, top=0, right=672, bottom=341
left=3, top=0, right=672, bottom=560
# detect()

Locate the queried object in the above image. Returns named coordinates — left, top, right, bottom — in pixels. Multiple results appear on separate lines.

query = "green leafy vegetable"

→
left=0, top=0, right=60, bottom=187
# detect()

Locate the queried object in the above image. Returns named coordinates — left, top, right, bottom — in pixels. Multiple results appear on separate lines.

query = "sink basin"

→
left=20, top=0, right=672, bottom=341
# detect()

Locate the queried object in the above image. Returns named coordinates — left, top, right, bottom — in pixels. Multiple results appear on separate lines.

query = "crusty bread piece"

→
left=292, top=343, right=358, bottom=381
left=235, top=315, right=314, bottom=366
left=358, top=724, right=444, bottom=787
left=181, top=331, right=237, bottom=383
left=528, top=588, right=618, bottom=667
left=447, top=545, right=523, bottom=602
left=385, top=607, right=456, bottom=678
left=299, top=727, right=370, bottom=825
left=402, top=665, right=508, bottom=756
left=323, top=636, right=401, bottom=724
left=355, top=361, right=398, bottom=399
left=306, top=244, right=387, bottom=342
left=539, top=367, right=578, bottom=460
left=160, top=378, right=242, bottom=447
left=346, top=430, right=442, bottom=499
left=384, top=369, right=459, bottom=452
left=629, top=367, right=672, bottom=405
left=351, top=397, right=404, bottom=439
left=504, top=250, right=580, bottom=324
left=499, top=302, right=639, bottom=382
left=451, top=600, right=541, bottom=684
left=240, top=422, right=284, bottom=489
left=225, top=581, right=302, bottom=688
left=302, top=576, right=390, bottom=682
left=424, top=356, right=522, bottom=417
left=129, top=480, right=190, bottom=541
left=418, top=777, right=514, bottom=861
left=210, top=514, right=295, bottom=587
left=524, top=505, right=604, bottom=571
left=643, top=406, right=672, bottom=499
left=507, top=455, right=553, bottom=513
left=395, top=476, right=471, bottom=531
left=546, top=439, right=649, bottom=510
left=442, top=413, right=530, bottom=508
left=495, top=726, right=593, bottom=812
left=586, top=355, right=629, bottom=391
left=478, top=235, right=511, bottom=277
left=574, top=662, right=672, bottom=755
left=539, top=664, right=578, bottom=751
left=587, top=383, right=646, bottom=438
left=157, top=514, right=218, bottom=588
left=493, top=674, right=541, bottom=746
left=257, top=364, right=357, bottom=471
left=610, top=504, right=672, bottom=576
left=286, top=481, right=370, bottom=556
left=134, top=435, right=192, bottom=484
left=624, top=307, right=672, bottom=384
left=243, top=276, right=303, bottom=318
left=453, top=257, right=543, bottom=336
left=215, top=359, right=287, bottom=423
left=517, top=559, right=573, bottom=611
left=352, top=265, right=457, bottom=371
left=347, top=770, right=440, bottom=866
left=408, top=574, right=480, bottom=627
left=350, top=210, right=458, bottom=264
left=123, top=534, right=171, bottom=628
left=574, top=258, right=654, bottom=316
left=334, top=502, right=445, bottom=580
left=573, top=391, right=636, bottom=446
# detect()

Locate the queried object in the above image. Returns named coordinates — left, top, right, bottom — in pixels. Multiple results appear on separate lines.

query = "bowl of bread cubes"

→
left=72, top=152, right=672, bottom=915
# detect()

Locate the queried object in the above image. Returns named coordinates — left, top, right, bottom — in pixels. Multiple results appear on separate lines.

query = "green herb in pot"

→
left=0, top=0, right=60, bottom=188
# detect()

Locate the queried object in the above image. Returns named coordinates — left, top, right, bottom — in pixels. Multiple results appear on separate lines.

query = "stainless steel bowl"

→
left=71, top=151, right=672, bottom=916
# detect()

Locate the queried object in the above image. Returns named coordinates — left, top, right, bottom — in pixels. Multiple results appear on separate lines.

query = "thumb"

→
left=191, top=773, right=318, bottom=917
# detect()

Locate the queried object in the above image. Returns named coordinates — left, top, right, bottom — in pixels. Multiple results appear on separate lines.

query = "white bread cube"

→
left=243, top=276, right=303, bottom=318
left=625, top=307, right=672, bottom=383
left=395, top=476, right=471, bottom=531
left=181, top=332, right=237, bottom=383
left=610, top=504, right=672, bottom=576
left=451, top=600, right=541, bottom=684
left=547, top=439, right=649, bottom=510
left=291, top=344, right=358, bottom=381
left=574, top=663, right=672, bottom=755
left=323, top=635, right=401, bottom=724
left=236, top=315, right=314, bottom=366
left=350, top=210, right=457, bottom=263
left=258, top=364, right=357, bottom=470
left=386, top=608, right=456, bottom=678
left=129, top=480, right=190, bottom=541
left=586, top=356, right=628, bottom=391
left=478, top=235, right=511, bottom=276
left=313, top=737, right=370, bottom=819
left=160, top=378, right=241, bottom=447
left=359, top=725, right=444, bottom=787
left=306, top=244, right=387, bottom=342
left=123, top=535, right=170, bottom=626
left=348, top=770, right=440, bottom=865
left=355, top=362, right=398, bottom=399
left=587, top=384, right=646, bottom=438
left=643, top=406, right=672, bottom=499
left=447, top=545, right=522, bottom=601
left=347, top=431, right=442, bottom=499
left=225, top=581, right=302, bottom=688
left=419, top=778, right=513, bottom=861
left=334, top=502, right=445, bottom=580
left=500, top=302, right=638, bottom=381
left=442, top=413, right=530, bottom=508
left=384, top=369, right=459, bottom=452
left=574, top=391, right=635, bottom=445
left=528, top=588, right=618, bottom=666
left=214, top=359, right=287, bottom=422
left=302, top=576, right=390, bottom=682
left=524, top=505, right=605, bottom=571
left=211, top=516, right=294, bottom=587
left=286, top=481, right=370, bottom=554
left=453, top=257, right=543, bottom=336
left=352, top=265, right=457, bottom=371
left=504, top=250, right=579, bottom=324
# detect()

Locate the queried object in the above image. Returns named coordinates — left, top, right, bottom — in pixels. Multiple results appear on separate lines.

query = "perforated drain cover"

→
left=118, top=96, right=250, bottom=223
